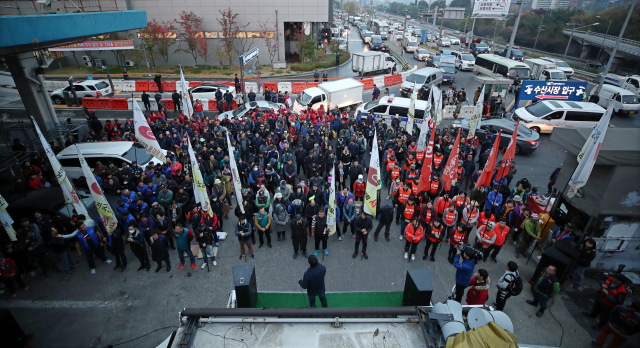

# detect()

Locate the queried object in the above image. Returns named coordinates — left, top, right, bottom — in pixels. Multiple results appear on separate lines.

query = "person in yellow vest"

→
left=475, top=221, right=497, bottom=259
left=423, top=218, right=443, bottom=261
left=394, top=182, right=412, bottom=225
left=400, top=196, right=418, bottom=240
left=442, top=203, right=459, bottom=240
left=404, top=217, right=424, bottom=261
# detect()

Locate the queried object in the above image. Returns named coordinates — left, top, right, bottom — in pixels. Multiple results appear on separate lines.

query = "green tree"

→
left=344, top=1, right=357, bottom=16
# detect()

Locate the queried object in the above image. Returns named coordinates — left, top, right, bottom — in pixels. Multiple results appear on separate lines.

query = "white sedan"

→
left=396, top=31, right=404, bottom=40
left=217, top=101, right=286, bottom=120
left=413, top=48, right=430, bottom=61
left=189, top=83, right=231, bottom=101
left=449, top=37, right=460, bottom=45
left=439, top=38, right=451, bottom=47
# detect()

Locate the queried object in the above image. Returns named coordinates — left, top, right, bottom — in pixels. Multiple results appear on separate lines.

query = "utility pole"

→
left=596, top=1, right=635, bottom=94
left=534, top=15, right=544, bottom=50
left=505, top=0, right=524, bottom=60
left=404, top=9, right=408, bottom=33
left=275, top=10, right=281, bottom=61
left=469, top=18, right=476, bottom=48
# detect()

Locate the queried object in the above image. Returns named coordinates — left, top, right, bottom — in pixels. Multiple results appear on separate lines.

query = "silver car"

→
left=217, top=101, right=285, bottom=121
left=413, top=48, right=430, bottom=61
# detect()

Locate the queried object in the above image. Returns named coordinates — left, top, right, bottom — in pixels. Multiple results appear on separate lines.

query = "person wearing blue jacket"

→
left=116, top=200, right=130, bottom=217
left=129, top=198, right=149, bottom=221
left=342, top=198, right=357, bottom=240
left=298, top=255, right=327, bottom=308
left=121, top=189, right=137, bottom=205
left=142, top=182, right=158, bottom=202
left=485, top=186, right=503, bottom=213
left=453, top=248, right=476, bottom=303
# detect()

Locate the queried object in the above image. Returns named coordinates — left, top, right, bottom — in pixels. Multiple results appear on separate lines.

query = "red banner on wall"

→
left=50, top=40, right=134, bottom=51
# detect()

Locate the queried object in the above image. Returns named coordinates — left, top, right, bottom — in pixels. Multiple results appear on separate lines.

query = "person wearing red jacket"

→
left=0, top=252, right=29, bottom=297
left=404, top=218, right=423, bottom=261
left=27, top=172, right=48, bottom=190
left=466, top=269, right=490, bottom=305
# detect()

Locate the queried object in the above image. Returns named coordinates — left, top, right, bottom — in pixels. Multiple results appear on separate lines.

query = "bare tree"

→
left=258, top=21, right=283, bottom=65
left=217, top=7, right=239, bottom=65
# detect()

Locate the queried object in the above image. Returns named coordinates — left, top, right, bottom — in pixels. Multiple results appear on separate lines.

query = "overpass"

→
left=561, top=29, right=640, bottom=71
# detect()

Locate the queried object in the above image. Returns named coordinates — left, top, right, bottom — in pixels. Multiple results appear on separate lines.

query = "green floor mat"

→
left=254, top=291, right=405, bottom=308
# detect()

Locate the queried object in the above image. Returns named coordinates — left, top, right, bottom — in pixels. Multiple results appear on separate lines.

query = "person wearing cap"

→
left=291, top=214, right=308, bottom=259
left=584, top=274, right=628, bottom=331
left=474, top=220, right=496, bottom=259
left=255, top=189, right=271, bottom=212
left=352, top=174, right=366, bottom=203
left=254, top=207, right=273, bottom=249
left=126, top=223, right=151, bottom=272
left=196, top=222, right=219, bottom=269
left=511, top=206, right=530, bottom=245
left=74, top=223, right=112, bottom=275
left=515, top=213, right=542, bottom=258
left=526, top=265, right=560, bottom=317
left=548, top=222, right=575, bottom=247
left=298, top=255, right=327, bottom=308
left=453, top=246, right=477, bottom=303
left=273, top=203, right=290, bottom=243
left=235, top=215, right=254, bottom=259
left=275, top=180, right=291, bottom=203
left=149, top=202, right=165, bottom=224
left=497, top=200, right=516, bottom=229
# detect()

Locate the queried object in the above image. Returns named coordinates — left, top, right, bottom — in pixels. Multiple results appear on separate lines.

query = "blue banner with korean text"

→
left=518, top=80, right=588, bottom=101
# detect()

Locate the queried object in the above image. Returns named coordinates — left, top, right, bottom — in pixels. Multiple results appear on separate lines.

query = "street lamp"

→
left=101, top=66, right=114, bottom=95
left=563, top=22, right=599, bottom=60
left=175, top=38, right=185, bottom=66
left=595, top=16, right=612, bottom=63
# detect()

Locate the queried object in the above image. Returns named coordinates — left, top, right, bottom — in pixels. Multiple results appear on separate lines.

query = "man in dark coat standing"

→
left=172, top=90, right=182, bottom=112
left=298, top=255, right=327, bottom=308
left=150, top=229, right=171, bottom=272
left=141, top=91, right=151, bottom=112
left=353, top=211, right=372, bottom=259
left=154, top=74, right=163, bottom=93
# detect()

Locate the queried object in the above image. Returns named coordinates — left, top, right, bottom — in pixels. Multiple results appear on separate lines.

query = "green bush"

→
left=290, top=52, right=351, bottom=72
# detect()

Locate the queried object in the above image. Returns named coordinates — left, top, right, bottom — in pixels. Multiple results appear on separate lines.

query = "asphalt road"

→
left=0, top=20, right=637, bottom=348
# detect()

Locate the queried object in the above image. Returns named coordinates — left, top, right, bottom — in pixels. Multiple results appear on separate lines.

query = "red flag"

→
left=442, top=129, right=462, bottom=191
left=495, top=122, right=519, bottom=181
left=474, top=131, right=502, bottom=189
left=417, top=122, right=437, bottom=193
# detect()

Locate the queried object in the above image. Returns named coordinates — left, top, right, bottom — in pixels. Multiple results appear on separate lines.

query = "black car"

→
left=452, top=117, right=539, bottom=154
left=470, top=42, right=489, bottom=56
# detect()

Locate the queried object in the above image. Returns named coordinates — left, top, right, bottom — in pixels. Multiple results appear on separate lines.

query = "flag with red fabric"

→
left=442, top=129, right=462, bottom=191
left=474, top=131, right=502, bottom=189
left=417, top=122, right=437, bottom=193
left=495, top=121, right=519, bottom=181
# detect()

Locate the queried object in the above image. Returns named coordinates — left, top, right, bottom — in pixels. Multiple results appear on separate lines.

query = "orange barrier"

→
left=148, top=81, right=159, bottom=92
left=162, top=81, right=176, bottom=92
left=135, top=80, right=149, bottom=92
left=96, top=98, right=112, bottom=109
left=162, top=99, right=175, bottom=111
left=392, top=74, right=403, bottom=85
left=361, top=78, right=374, bottom=90
left=292, top=82, right=307, bottom=94
left=189, top=81, right=202, bottom=87
left=384, top=75, right=396, bottom=86
left=208, top=99, right=218, bottom=111
left=263, top=82, right=278, bottom=93
left=82, top=97, right=98, bottom=108
left=111, top=98, right=128, bottom=110
left=307, top=82, right=320, bottom=88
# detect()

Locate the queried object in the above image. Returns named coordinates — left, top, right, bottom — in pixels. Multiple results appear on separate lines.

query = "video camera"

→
left=456, top=243, right=484, bottom=263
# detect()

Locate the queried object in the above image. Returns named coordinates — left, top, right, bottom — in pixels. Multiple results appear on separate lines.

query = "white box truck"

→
left=523, top=58, right=567, bottom=81
left=292, top=78, right=364, bottom=114
left=603, top=74, right=640, bottom=97
left=402, top=36, right=419, bottom=53
left=351, top=52, right=395, bottom=75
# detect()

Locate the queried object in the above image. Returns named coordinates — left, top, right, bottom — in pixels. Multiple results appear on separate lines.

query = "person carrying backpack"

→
left=493, top=260, right=522, bottom=311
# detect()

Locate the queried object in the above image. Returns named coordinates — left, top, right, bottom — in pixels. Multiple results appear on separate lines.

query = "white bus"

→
left=373, top=20, right=390, bottom=39
left=474, top=54, right=531, bottom=81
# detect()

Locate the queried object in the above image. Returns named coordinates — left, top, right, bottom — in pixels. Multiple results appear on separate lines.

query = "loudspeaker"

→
left=403, top=269, right=433, bottom=306
left=0, top=310, right=28, bottom=348
left=531, top=247, right=573, bottom=285
left=232, top=265, right=257, bottom=308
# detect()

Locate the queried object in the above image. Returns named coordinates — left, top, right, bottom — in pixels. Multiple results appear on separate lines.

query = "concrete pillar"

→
left=4, top=52, right=58, bottom=132
left=610, top=56, right=626, bottom=74
left=580, top=44, right=592, bottom=60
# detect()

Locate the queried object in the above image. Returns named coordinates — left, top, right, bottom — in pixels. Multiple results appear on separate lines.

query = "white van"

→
left=400, top=67, right=443, bottom=97
left=512, top=100, right=606, bottom=133
left=402, top=36, right=418, bottom=52
left=594, top=85, right=640, bottom=115
left=57, top=142, right=164, bottom=180
left=355, top=95, right=431, bottom=123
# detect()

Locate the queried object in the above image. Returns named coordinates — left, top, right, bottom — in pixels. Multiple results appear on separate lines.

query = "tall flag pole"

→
left=180, top=67, right=193, bottom=119
left=474, top=131, right=502, bottom=189
left=495, top=121, right=519, bottom=181
left=432, top=85, right=443, bottom=125
left=32, top=117, right=88, bottom=216
left=468, top=85, right=484, bottom=140
left=225, top=132, right=245, bottom=214
left=416, top=89, right=433, bottom=152
left=364, top=129, right=380, bottom=217
left=406, top=82, right=417, bottom=135
left=328, top=166, right=337, bottom=235
left=417, top=122, right=437, bottom=193
left=187, top=136, right=213, bottom=216
left=133, top=98, right=167, bottom=163
left=0, top=194, right=17, bottom=241
left=441, top=129, right=462, bottom=191
left=568, top=104, right=613, bottom=197
left=76, top=146, right=118, bottom=234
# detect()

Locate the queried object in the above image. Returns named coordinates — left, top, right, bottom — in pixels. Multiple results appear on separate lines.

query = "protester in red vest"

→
left=486, top=218, right=510, bottom=263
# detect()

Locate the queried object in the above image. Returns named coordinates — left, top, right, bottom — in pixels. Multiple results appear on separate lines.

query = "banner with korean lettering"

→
left=50, top=40, right=134, bottom=51
left=187, top=136, right=213, bottom=217
left=471, top=0, right=512, bottom=19
left=432, top=85, right=443, bottom=125
left=518, top=81, right=587, bottom=101
left=416, top=90, right=433, bottom=152
left=180, top=68, right=193, bottom=119
left=0, top=193, right=17, bottom=241
left=364, top=130, right=380, bottom=217
left=327, top=167, right=337, bottom=235
left=467, top=86, right=484, bottom=140
left=76, top=147, right=118, bottom=234
left=226, top=132, right=244, bottom=214
left=31, top=117, right=88, bottom=216
left=133, top=98, right=167, bottom=163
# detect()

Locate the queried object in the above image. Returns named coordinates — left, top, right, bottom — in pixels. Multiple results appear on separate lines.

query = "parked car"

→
left=218, top=101, right=285, bottom=121
left=188, top=83, right=230, bottom=101
left=50, top=80, right=112, bottom=105
left=452, top=117, right=539, bottom=154
left=413, top=48, right=430, bottom=61
left=586, top=61, right=604, bottom=68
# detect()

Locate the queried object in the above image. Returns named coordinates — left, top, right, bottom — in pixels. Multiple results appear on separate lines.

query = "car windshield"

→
left=406, top=73, right=427, bottom=84
left=498, top=122, right=534, bottom=137
left=622, top=95, right=639, bottom=104
left=461, top=54, right=474, bottom=60
left=524, top=102, right=553, bottom=117
left=442, top=39, right=450, bottom=42
left=232, top=105, right=248, bottom=116
left=94, top=82, right=109, bottom=90
left=365, top=99, right=380, bottom=110
left=299, top=92, right=313, bottom=106
left=441, top=66, right=456, bottom=74
left=550, top=71, right=566, bottom=79
left=58, top=191, right=95, bottom=219
left=511, top=49, right=523, bottom=56
left=476, top=43, right=488, bottom=48
left=408, top=42, right=418, bottom=46
left=366, top=32, right=373, bottom=37
left=372, top=37, right=382, bottom=43
left=509, top=68, right=530, bottom=79
left=417, top=49, right=428, bottom=54
left=121, top=143, right=154, bottom=164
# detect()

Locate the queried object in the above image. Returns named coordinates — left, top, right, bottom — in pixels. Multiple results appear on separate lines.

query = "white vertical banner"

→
left=406, top=82, right=417, bottom=134
left=0, top=194, right=17, bottom=241
left=31, top=117, right=88, bottom=216
left=133, top=98, right=167, bottom=163
left=416, top=90, right=433, bottom=152
left=327, top=167, right=337, bottom=235
left=467, top=86, right=484, bottom=140
left=364, top=130, right=380, bottom=217
left=187, top=136, right=213, bottom=216
left=567, top=104, right=613, bottom=198
left=226, top=132, right=245, bottom=214
left=180, top=67, right=193, bottom=119
left=76, top=147, right=118, bottom=234
left=432, top=85, right=443, bottom=125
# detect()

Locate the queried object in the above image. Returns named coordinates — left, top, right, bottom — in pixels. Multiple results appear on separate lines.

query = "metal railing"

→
left=388, top=48, right=410, bottom=71
left=561, top=30, right=640, bottom=58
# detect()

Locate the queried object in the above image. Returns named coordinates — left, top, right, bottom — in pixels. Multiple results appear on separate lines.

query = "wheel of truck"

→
left=386, top=68, right=392, bottom=74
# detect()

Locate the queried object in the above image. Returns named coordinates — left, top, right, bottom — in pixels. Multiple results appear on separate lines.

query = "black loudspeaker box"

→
left=403, top=269, right=433, bottom=306
left=531, top=247, right=573, bottom=285
left=0, top=310, right=28, bottom=348
left=232, top=265, right=257, bottom=308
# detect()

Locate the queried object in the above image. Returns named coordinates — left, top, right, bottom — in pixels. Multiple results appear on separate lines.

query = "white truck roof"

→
left=524, top=58, right=557, bottom=67
left=318, top=78, right=364, bottom=93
